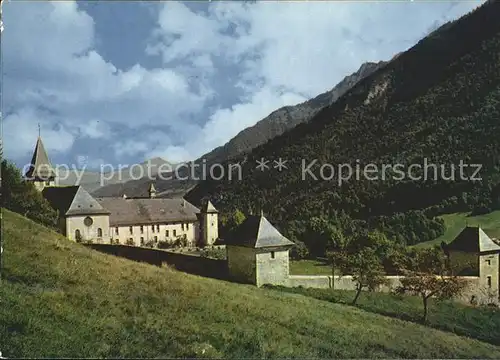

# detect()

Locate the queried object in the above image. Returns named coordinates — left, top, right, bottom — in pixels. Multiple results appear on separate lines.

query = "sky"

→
left=1, top=0, right=484, bottom=171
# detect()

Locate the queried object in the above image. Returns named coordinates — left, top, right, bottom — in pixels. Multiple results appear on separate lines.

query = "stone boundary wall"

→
left=85, top=244, right=228, bottom=280
left=286, top=275, right=494, bottom=305
left=286, top=275, right=404, bottom=291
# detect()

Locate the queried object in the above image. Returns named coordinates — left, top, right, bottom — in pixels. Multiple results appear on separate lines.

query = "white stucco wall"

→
left=110, top=221, right=198, bottom=246
left=201, top=212, right=218, bottom=246
left=479, top=253, right=499, bottom=303
left=66, top=214, right=110, bottom=243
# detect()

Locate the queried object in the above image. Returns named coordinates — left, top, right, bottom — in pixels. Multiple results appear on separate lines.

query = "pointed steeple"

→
left=201, top=200, right=218, bottom=213
left=25, top=135, right=56, bottom=180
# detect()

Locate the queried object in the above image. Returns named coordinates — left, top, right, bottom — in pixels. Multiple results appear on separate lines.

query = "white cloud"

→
left=196, top=87, right=307, bottom=155
left=77, top=119, right=110, bottom=139
left=3, top=1, right=210, bottom=164
left=4, top=108, right=75, bottom=161
left=113, top=140, right=150, bottom=159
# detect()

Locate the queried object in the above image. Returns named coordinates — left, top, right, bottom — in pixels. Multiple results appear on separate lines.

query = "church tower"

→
left=198, top=200, right=219, bottom=247
left=25, top=130, right=56, bottom=192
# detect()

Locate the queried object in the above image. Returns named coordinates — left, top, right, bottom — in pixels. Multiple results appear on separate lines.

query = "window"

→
left=181, top=223, right=184, bottom=231
left=97, top=228, right=103, bottom=237
left=115, top=227, right=119, bottom=235
left=154, top=236, right=158, bottom=242
left=487, top=276, right=492, bottom=288
left=152, top=225, right=155, bottom=232
left=186, top=223, right=189, bottom=231
left=140, top=237, right=145, bottom=246
left=271, top=251, right=275, bottom=259
left=84, top=216, right=93, bottom=227
left=156, top=224, right=160, bottom=232
left=129, top=226, right=133, bottom=234
left=173, top=230, right=177, bottom=237
left=140, top=226, right=144, bottom=234
left=486, top=259, right=491, bottom=266
left=166, top=230, right=169, bottom=237
left=75, top=229, right=81, bottom=241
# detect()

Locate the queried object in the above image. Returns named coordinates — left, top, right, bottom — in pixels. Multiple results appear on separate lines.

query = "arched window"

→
left=75, top=229, right=82, bottom=241
left=97, top=228, right=103, bottom=237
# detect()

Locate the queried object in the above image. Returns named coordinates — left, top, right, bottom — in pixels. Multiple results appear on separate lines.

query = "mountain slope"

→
left=58, top=157, right=172, bottom=194
left=2, top=209, right=500, bottom=358
left=185, top=2, right=500, bottom=244
left=201, top=61, right=386, bottom=165
left=92, top=61, right=385, bottom=198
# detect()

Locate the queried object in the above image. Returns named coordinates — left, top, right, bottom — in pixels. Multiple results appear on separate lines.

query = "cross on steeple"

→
left=38, top=123, right=41, bottom=137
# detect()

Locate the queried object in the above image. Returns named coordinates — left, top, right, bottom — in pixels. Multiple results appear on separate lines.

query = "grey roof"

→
left=25, top=137, right=56, bottom=180
left=223, top=215, right=295, bottom=249
left=447, top=226, right=500, bottom=253
left=96, top=197, right=199, bottom=226
left=43, top=186, right=110, bottom=216
left=200, top=200, right=218, bottom=213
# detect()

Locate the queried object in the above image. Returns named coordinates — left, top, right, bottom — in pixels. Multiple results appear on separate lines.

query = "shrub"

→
left=158, top=241, right=172, bottom=249
left=200, top=248, right=226, bottom=260
left=290, top=240, right=309, bottom=260
left=1, top=159, right=58, bottom=229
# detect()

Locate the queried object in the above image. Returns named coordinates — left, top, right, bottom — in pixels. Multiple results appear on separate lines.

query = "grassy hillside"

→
left=268, top=286, right=500, bottom=346
left=186, top=2, right=500, bottom=249
left=415, top=210, right=500, bottom=248
left=2, top=209, right=500, bottom=358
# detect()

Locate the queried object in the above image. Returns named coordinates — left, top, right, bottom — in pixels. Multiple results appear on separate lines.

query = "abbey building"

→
left=24, top=135, right=219, bottom=247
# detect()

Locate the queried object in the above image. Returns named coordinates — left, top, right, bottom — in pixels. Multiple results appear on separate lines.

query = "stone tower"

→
left=447, top=226, right=500, bottom=305
left=223, top=214, right=294, bottom=287
left=25, top=134, right=56, bottom=192
left=198, top=200, right=219, bottom=246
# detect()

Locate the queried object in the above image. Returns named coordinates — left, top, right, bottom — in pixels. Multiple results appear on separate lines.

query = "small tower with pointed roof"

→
left=447, top=226, right=500, bottom=305
left=223, top=213, right=294, bottom=287
left=148, top=182, right=157, bottom=199
left=25, top=129, right=57, bottom=192
left=197, top=199, right=219, bottom=247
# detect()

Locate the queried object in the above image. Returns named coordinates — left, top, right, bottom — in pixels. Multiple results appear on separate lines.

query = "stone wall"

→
left=86, top=244, right=227, bottom=280
left=479, top=252, right=499, bottom=299
left=287, top=275, right=403, bottom=291
left=286, top=274, right=495, bottom=305
left=287, top=275, right=331, bottom=289
left=227, top=246, right=256, bottom=284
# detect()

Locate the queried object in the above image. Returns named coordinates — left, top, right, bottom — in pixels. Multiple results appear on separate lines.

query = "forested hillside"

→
left=186, top=1, right=500, bottom=253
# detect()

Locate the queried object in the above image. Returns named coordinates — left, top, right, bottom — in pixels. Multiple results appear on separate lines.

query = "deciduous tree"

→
left=1, top=159, right=58, bottom=228
left=395, top=247, right=468, bottom=323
